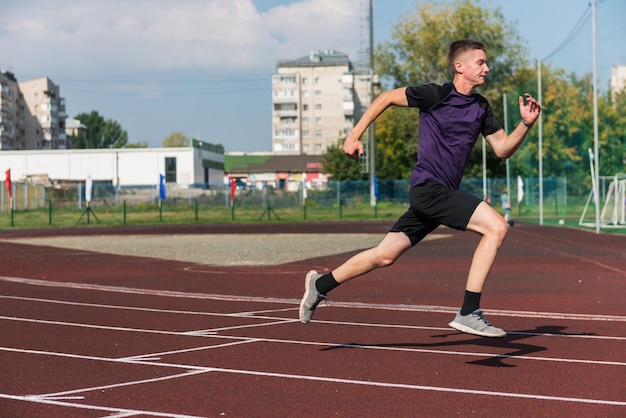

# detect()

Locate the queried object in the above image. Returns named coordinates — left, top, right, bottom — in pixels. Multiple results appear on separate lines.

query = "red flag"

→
left=4, top=169, right=11, bottom=198
left=230, top=177, right=236, bottom=203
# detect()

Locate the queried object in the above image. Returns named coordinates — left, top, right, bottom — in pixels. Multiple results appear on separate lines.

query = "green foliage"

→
left=322, top=141, right=368, bottom=181
left=368, top=0, right=527, bottom=180
left=163, top=131, right=190, bottom=147
left=125, top=142, right=148, bottom=148
left=71, top=111, right=128, bottom=149
left=322, top=0, right=624, bottom=184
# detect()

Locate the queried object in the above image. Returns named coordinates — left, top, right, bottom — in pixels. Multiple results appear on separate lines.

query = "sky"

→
left=1, top=0, right=624, bottom=153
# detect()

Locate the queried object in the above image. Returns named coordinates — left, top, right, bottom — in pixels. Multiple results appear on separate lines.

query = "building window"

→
left=165, top=157, right=177, bottom=183
left=315, top=104, right=322, bottom=110
left=303, top=117, right=309, bottom=124
left=315, top=130, right=322, bottom=137
left=315, top=117, right=322, bottom=124
left=315, top=90, right=321, bottom=96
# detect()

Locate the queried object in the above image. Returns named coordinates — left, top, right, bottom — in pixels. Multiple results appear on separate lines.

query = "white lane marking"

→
left=1, top=347, right=624, bottom=407
left=512, top=228, right=626, bottom=275
left=33, top=369, right=209, bottom=400
left=1, top=275, right=624, bottom=322
left=1, top=316, right=625, bottom=367
left=0, top=393, right=203, bottom=417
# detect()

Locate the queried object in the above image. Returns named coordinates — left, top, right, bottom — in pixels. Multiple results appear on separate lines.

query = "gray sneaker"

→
left=448, top=309, right=506, bottom=338
left=299, top=270, right=326, bottom=323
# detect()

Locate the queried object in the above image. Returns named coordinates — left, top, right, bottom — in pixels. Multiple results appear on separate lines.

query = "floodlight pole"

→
left=368, top=0, right=376, bottom=207
left=503, top=93, right=510, bottom=197
left=538, top=59, right=544, bottom=225
left=592, top=0, right=600, bottom=234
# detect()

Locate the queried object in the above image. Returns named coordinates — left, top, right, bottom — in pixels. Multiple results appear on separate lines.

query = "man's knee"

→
left=491, top=216, right=509, bottom=242
left=374, top=251, right=398, bottom=267
left=372, top=244, right=404, bottom=267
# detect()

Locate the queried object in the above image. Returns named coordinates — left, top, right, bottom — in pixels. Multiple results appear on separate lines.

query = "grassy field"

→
left=1, top=200, right=623, bottom=236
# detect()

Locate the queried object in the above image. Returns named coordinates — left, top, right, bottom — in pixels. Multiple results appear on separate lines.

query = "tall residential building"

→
left=610, top=65, right=626, bottom=97
left=272, top=50, right=375, bottom=155
left=18, top=77, right=67, bottom=149
left=0, top=71, right=24, bottom=150
left=1, top=72, right=67, bottom=150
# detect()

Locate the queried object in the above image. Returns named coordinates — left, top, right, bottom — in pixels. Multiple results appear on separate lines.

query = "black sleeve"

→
left=405, top=83, right=453, bottom=109
left=479, top=96, right=503, bottom=136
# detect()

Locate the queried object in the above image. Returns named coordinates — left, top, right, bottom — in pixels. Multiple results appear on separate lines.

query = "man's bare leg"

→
left=464, top=201, right=509, bottom=292
left=332, top=232, right=413, bottom=283
left=448, top=201, right=509, bottom=337
left=299, top=232, right=411, bottom=323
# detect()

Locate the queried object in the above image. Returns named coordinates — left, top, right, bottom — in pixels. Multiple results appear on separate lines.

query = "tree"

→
left=71, top=111, right=128, bottom=149
left=125, top=141, right=148, bottom=148
left=322, top=140, right=368, bottom=181
left=369, top=0, right=528, bottom=180
left=163, top=132, right=190, bottom=147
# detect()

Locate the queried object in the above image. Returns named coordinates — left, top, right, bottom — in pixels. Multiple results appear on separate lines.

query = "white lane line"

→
left=183, top=319, right=298, bottom=335
left=2, top=293, right=625, bottom=341
left=0, top=393, right=203, bottom=418
left=33, top=369, right=209, bottom=400
left=313, top=318, right=626, bottom=341
left=2, top=275, right=625, bottom=322
left=512, top=229, right=626, bottom=275
left=1, top=346, right=624, bottom=407
left=1, top=315, right=625, bottom=367
left=121, top=339, right=262, bottom=362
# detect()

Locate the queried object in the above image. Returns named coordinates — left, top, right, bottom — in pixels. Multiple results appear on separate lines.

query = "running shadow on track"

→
left=320, top=325, right=588, bottom=368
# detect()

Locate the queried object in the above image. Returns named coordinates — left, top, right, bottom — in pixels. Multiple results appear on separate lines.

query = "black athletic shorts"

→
left=389, top=182, right=482, bottom=246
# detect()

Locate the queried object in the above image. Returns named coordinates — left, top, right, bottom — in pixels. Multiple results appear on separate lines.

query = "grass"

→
left=0, top=201, right=624, bottom=236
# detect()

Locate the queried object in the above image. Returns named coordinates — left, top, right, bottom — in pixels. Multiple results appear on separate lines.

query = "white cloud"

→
left=0, top=0, right=360, bottom=78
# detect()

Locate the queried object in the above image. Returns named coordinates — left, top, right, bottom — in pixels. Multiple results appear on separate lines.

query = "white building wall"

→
left=0, top=147, right=224, bottom=187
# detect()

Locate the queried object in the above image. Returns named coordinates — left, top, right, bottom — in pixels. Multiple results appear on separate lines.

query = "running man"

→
left=299, top=39, right=541, bottom=337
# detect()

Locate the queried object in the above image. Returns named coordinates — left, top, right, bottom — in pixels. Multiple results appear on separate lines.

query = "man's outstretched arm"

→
left=343, top=88, right=409, bottom=159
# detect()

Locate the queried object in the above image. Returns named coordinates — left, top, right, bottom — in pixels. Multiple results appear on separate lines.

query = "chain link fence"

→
left=1, top=176, right=620, bottom=230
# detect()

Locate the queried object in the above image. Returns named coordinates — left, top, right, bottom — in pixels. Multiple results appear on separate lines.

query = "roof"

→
left=225, top=154, right=324, bottom=174
left=277, top=50, right=351, bottom=68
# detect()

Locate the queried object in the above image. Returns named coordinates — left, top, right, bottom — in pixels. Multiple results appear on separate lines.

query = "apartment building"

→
left=19, top=76, right=67, bottom=149
left=0, top=71, right=23, bottom=150
left=611, top=65, right=626, bottom=97
left=272, top=50, right=374, bottom=155
left=0, top=71, right=67, bottom=150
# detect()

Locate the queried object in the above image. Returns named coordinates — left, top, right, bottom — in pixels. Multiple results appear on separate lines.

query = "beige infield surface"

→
left=2, top=234, right=383, bottom=266
left=3, top=233, right=448, bottom=266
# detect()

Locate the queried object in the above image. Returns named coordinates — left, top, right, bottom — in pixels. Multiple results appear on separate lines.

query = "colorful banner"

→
left=230, top=177, right=236, bottom=203
left=4, top=169, right=11, bottom=198
left=159, top=174, right=166, bottom=200
left=85, top=174, right=92, bottom=203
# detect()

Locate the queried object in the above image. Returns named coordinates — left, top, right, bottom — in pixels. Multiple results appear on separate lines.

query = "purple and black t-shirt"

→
left=406, top=83, right=502, bottom=190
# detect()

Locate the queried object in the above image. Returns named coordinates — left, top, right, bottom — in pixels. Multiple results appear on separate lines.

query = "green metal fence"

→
left=0, top=177, right=617, bottom=231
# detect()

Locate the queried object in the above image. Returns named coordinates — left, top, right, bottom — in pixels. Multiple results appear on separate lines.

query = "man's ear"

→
left=455, top=61, right=463, bottom=74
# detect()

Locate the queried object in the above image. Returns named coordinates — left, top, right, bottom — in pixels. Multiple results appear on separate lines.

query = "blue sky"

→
left=1, top=0, right=624, bottom=152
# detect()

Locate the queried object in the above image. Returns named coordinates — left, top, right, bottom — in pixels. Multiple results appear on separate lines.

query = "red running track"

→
left=0, top=221, right=624, bottom=417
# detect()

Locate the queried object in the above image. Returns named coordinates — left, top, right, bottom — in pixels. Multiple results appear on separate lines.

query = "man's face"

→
left=456, top=48, right=489, bottom=86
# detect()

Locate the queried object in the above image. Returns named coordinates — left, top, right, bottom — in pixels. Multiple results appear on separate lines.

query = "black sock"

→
left=460, top=290, right=481, bottom=315
left=315, top=272, right=340, bottom=295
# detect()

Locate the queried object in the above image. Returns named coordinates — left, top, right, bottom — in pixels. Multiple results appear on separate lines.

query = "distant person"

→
left=501, top=187, right=513, bottom=226
left=299, top=39, right=541, bottom=337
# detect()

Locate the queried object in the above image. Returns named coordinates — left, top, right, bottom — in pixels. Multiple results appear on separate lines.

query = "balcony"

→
left=343, top=101, right=354, bottom=116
